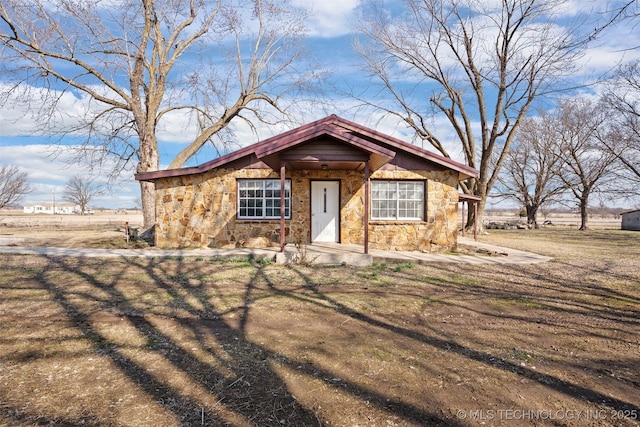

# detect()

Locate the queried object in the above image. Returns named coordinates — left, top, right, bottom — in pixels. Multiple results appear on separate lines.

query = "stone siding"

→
left=153, top=167, right=459, bottom=252
left=368, top=169, right=459, bottom=252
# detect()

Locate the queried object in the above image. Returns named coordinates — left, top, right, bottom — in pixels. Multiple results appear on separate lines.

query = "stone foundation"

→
left=153, top=167, right=459, bottom=252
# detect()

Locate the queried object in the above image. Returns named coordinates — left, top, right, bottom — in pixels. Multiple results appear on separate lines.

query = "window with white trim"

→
left=238, top=179, right=291, bottom=219
left=371, top=181, right=424, bottom=220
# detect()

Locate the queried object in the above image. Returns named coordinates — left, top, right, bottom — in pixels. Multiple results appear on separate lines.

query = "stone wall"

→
left=368, top=169, right=459, bottom=251
left=153, top=167, right=460, bottom=252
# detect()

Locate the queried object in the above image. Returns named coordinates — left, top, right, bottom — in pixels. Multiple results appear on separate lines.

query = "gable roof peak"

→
left=135, top=115, right=478, bottom=182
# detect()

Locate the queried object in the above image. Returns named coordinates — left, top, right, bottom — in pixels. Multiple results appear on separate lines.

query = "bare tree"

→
left=62, top=175, right=105, bottom=215
left=494, top=114, right=565, bottom=228
left=0, top=164, right=31, bottom=209
left=601, top=60, right=640, bottom=192
left=355, top=0, right=592, bottom=230
left=0, top=0, right=318, bottom=229
left=554, top=98, right=620, bottom=230
left=585, top=1, right=639, bottom=49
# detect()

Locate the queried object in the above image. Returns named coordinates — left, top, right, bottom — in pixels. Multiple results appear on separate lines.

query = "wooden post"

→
left=473, top=201, right=478, bottom=240
left=461, top=201, right=466, bottom=237
left=280, top=163, right=286, bottom=252
left=364, top=160, right=370, bottom=254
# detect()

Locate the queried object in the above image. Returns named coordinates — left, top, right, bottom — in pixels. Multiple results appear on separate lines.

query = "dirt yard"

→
left=0, top=213, right=638, bottom=426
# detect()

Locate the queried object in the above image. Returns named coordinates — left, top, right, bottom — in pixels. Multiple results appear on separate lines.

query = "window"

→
left=238, top=179, right=291, bottom=219
left=371, top=181, right=424, bottom=220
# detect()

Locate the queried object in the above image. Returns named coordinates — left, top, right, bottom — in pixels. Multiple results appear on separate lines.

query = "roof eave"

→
left=134, top=114, right=479, bottom=182
left=330, top=116, right=479, bottom=180
left=254, top=123, right=396, bottom=171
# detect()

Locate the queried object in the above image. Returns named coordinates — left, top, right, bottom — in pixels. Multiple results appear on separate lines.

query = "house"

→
left=23, top=203, right=79, bottom=215
left=135, top=115, right=478, bottom=253
left=621, top=209, right=640, bottom=231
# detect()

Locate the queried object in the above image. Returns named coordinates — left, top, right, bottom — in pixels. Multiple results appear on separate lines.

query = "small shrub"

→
left=254, top=257, right=274, bottom=265
left=393, top=261, right=414, bottom=272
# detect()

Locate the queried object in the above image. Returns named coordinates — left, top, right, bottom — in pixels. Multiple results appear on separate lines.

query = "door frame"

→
left=310, top=180, right=341, bottom=243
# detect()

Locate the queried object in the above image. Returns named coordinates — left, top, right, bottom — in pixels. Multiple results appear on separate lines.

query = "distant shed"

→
left=621, top=209, right=640, bottom=231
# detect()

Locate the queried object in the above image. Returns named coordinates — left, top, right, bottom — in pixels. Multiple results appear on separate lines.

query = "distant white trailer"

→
left=23, top=204, right=50, bottom=214
left=620, top=209, right=640, bottom=231
left=23, top=203, right=79, bottom=215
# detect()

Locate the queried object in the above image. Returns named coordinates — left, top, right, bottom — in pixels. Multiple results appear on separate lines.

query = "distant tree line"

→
left=494, top=61, right=640, bottom=230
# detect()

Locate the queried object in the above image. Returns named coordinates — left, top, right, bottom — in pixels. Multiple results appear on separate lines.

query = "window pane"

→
left=372, top=181, right=396, bottom=219
left=397, top=182, right=423, bottom=219
left=238, top=179, right=291, bottom=219
left=372, top=181, right=424, bottom=220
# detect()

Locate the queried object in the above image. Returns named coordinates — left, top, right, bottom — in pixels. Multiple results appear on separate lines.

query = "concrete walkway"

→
left=0, top=237, right=552, bottom=266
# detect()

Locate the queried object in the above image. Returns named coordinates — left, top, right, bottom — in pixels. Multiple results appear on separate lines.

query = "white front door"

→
left=311, top=181, right=340, bottom=242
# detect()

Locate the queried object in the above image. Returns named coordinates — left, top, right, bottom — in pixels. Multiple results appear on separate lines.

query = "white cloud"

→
left=358, top=109, right=468, bottom=164
left=579, top=28, right=640, bottom=76
left=0, top=83, right=125, bottom=137
left=155, top=109, right=200, bottom=144
left=292, top=0, right=361, bottom=37
left=0, top=81, right=203, bottom=147
left=1, top=145, right=67, bottom=182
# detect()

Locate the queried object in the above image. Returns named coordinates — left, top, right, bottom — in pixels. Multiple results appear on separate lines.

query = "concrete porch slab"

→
left=275, top=243, right=373, bottom=266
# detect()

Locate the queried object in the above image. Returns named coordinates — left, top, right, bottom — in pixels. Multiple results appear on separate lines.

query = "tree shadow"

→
left=3, top=252, right=637, bottom=426
left=38, top=255, right=323, bottom=426
left=281, top=264, right=639, bottom=414
left=415, top=261, right=640, bottom=334
left=0, top=254, right=461, bottom=426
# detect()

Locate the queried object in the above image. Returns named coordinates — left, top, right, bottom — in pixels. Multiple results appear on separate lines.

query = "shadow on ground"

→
left=0, top=252, right=638, bottom=426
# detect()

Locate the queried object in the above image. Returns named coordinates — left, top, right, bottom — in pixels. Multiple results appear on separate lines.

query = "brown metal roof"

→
left=458, top=193, right=483, bottom=202
left=135, top=114, right=479, bottom=182
left=254, top=122, right=396, bottom=172
left=326, top=115, right=478, bottom=180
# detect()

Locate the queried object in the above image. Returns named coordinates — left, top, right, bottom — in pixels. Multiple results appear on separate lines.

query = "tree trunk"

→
left=466, top=194, right=487, bottom=234
left=526, top=204, right=539, bottom=229
left=579, top=199, right=589, bottom=230
left=136, top=133, right=160, bottom=231
left=140, top=180, right=156, bottom=231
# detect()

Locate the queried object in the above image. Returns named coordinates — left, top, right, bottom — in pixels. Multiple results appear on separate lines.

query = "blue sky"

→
left=1, top=0, right=639, bottom=209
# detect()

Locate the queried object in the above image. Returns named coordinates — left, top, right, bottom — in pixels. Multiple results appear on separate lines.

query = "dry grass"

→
left=0, top=211, right=148, bottom=249
left=0, top=220, right=639, bottom=426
